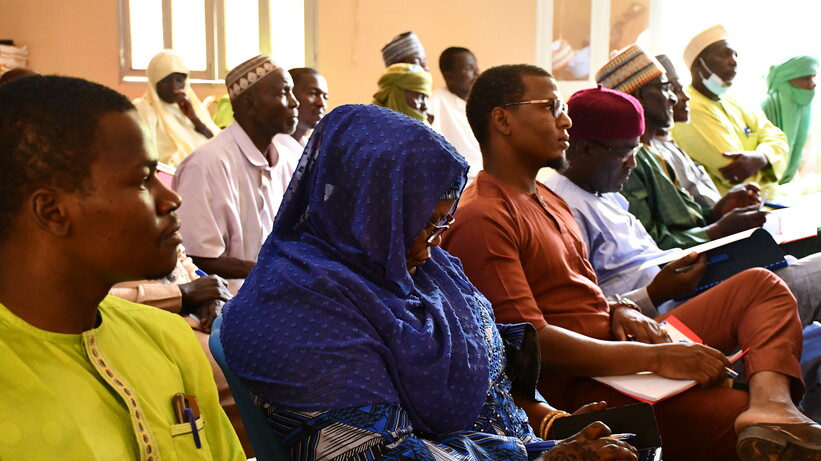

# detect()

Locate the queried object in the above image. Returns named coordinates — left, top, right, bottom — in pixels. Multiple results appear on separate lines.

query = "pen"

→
left=764, top=201, right=789, bottom=209
left=195, top=269, right=208, bottom=277
left=185, top=407, right=202, bottom=448
left=758, top=191, right=769, bottom=211
left=673, top=254, right=729, bottom=273
left=725, top=367, right=739, bottom=379
left=525, top=433, right=636, bottom=453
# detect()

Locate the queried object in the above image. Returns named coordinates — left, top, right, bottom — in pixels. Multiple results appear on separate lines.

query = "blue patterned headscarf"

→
left=221, top=104, right=492, bottom=434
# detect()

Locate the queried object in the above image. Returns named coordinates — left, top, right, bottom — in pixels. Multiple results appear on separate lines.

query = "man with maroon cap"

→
left=442, top=64, right=821, bottom=460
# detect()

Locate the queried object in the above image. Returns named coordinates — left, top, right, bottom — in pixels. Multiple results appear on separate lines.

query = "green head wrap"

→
left=372, top=63, right=432, bottom=122
left=762, top=55, right=819, bottom=184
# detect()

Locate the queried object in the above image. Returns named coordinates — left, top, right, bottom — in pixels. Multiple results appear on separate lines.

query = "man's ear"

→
left=575, top=139, right=594, bottom=159
left=490, top=107, right=512, bottom=136
left=29, top=188, right=71, bottom=237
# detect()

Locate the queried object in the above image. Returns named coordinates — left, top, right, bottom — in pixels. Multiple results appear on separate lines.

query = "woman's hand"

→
left=544, top=421, right=637, bottom=461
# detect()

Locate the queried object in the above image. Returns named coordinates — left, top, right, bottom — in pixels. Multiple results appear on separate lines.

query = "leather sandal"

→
left=737, top=422, right=821, bottom=460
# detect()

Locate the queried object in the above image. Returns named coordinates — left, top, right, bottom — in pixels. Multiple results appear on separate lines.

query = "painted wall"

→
left=314, top=0, right=539, bottom=108
left=0, top=0, right=540, bottom=107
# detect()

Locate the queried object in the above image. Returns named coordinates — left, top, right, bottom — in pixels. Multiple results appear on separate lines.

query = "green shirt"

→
left=0, top=296, right=244, bottom=461
left=621, top=145, right=712, bottom=250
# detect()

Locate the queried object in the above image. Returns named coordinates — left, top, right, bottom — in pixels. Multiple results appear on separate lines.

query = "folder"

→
left=639, top=228, right=787, bottom=297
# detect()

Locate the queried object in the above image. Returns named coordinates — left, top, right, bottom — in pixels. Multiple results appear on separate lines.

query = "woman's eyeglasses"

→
left=502, top=98, right=567, bottom=119
left=426, top=214, right=455, bottom=244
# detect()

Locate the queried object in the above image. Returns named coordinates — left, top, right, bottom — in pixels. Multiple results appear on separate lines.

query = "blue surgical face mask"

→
left=699, top=58, right=731, bottom=96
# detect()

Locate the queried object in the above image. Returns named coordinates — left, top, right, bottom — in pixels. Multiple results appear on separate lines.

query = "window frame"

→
left=535, top=0, right=660, bottom=95
left=118, top=0, right=315, bottom=84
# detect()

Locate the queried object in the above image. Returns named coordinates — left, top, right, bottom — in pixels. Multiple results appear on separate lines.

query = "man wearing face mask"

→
left=671, top=25, right=789, bottom=196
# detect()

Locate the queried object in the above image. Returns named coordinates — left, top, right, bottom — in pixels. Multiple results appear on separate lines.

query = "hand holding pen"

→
left=535, top=421, right=638, bottom=461
left=646, top=251, right=706, bottom=304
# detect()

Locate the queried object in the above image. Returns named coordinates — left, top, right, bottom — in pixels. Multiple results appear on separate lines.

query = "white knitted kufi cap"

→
left=682, top=25, right=728, bottom=70
left=225, top=54, right=280, bottom=100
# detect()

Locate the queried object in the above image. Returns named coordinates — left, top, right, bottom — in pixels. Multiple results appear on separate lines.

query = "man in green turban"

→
left=762, top=55, right=819, bottom=184
left=372, top=63, right=432, bottom=123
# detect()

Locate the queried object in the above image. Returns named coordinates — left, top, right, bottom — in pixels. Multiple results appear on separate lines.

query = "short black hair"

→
left=466, top=64, right=552, bottom=146
left=288, top=67, right=320, bottom=87
left=0, top=75, right=134, bottom=241
left=439, top=47, right=473, bottom=73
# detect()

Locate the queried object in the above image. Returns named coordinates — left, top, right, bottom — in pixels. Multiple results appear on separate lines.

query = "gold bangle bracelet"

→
left=539, top=410, right=570, bottom=440
left=542, top=412, right=571, bottom=439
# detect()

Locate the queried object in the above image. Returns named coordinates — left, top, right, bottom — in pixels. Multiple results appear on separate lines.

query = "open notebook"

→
left=592, top=316, right=745, bottom=404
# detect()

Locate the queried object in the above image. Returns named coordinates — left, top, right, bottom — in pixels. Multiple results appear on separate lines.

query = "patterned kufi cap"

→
left=225, top=54, right=280, bottom=100
left=596, top=45, right=663, bottom=94
left=551, top=39, right=576, bottom=71
left=381, top=31, right=426, bottom=67
left=683, top=25, right=728, bottom=70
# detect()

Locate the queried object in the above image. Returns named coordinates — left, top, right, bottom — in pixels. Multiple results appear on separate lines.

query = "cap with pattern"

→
left=596, top=45, right=663, bottom=94
left=381, top=31, right=426, bottom=67
left=682, top=25, right=728, bottom=70
left=225, top=54, right=281, bottom=100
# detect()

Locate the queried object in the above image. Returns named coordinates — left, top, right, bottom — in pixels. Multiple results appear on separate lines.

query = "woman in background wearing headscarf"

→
left=762, top=55, right=818, bottom=186
left=134, top=50, right=220, bottom=167
left=220, top=104, right=636, bottom=461
left=373, top=63, right=433, bottom=124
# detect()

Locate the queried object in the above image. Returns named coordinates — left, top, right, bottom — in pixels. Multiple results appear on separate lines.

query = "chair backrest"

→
left=209, top=316, right=292, bottom=461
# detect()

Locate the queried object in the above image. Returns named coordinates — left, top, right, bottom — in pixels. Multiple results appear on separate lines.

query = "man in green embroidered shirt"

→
left=0, top=76, right=245, bottom=460
left=595, top=45, right=767, bottom=250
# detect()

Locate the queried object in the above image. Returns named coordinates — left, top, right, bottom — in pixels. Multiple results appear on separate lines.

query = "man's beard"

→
left=547, top=156, right=569, bottom=173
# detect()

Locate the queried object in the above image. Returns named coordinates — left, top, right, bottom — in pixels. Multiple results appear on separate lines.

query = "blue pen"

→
left=195, top=269, right=208, bottom=277
left=707, top=253, right=730, bottom=264
left=764, top=201, right=789, bottom=209
left=185, top=407, right=202, bottom=448
left=673, top=254, right=729, bottom=273
left=744, top=127, right=751, bottom=138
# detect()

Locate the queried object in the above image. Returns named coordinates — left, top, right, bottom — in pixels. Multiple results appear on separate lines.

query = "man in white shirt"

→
left=430, top=47, right=483, bottom=182
left=273, top=67, right=329, bottom=163
left=173, top=54, right=299, bottom=293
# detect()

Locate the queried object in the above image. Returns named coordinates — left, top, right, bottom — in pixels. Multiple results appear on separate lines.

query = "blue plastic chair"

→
left=209, top=316, right=291, bottom=461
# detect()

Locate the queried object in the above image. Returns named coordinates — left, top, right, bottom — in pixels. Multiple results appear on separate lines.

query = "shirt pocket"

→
left=170, top=416, right=213, bottom=459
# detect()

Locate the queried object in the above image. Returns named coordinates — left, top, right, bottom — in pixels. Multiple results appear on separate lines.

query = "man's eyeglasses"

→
left=502, top=98, right=567, bottom=119
left=590, top=140, right=641, bottom=160
left=644, top=81, right=675, bottom=94
left=426, top=214, right=455, bottom=244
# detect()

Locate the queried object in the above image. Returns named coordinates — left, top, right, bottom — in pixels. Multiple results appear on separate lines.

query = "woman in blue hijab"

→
left=221, top=104, right=636, bottom=460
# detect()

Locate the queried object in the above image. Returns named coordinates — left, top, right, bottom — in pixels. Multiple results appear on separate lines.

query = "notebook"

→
left=592, top=316, right=745, bottom=404
left=552, top=403, right=662, bottom=461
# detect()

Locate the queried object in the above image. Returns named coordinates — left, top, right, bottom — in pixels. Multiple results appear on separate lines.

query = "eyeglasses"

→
left=426, top=214, right=455, bottom=244
left=502, top=98, right=567, bottom=119
left=644, top=81, right=675, bottom=94
left=590, top=140, right=641, bottom=160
